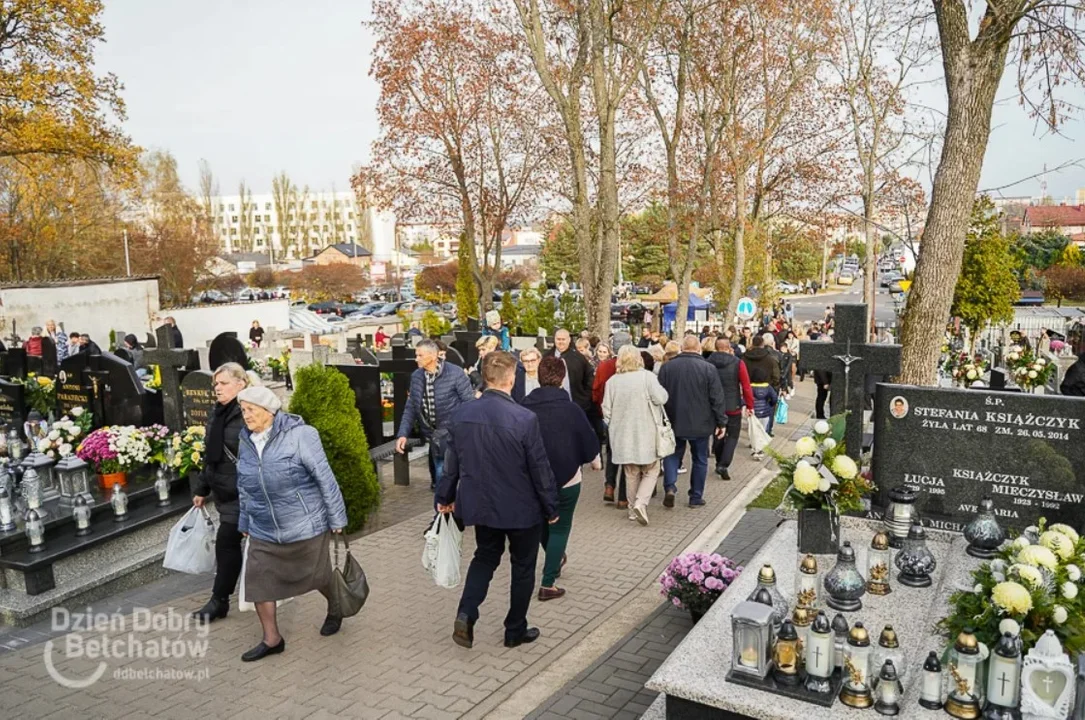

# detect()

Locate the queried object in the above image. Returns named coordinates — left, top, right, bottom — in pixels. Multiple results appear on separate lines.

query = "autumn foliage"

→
left=289, top=265, right=367, bottom=302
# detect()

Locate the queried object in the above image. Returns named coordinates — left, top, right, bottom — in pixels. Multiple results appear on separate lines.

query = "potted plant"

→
left=76, top=425, right=152, bottom=490
left=770, top=415, right=875, bottom=554
left=169, top=426, right=206, bottom=479
left=659, top=551, right=743, bottom=624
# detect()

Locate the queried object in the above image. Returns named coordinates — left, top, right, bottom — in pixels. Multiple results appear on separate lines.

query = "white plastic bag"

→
left=239, top=539, right=291, bottom=612
left=748, top=415, right=772, bottom=454
left=422, top=514, right=462, bottom=589
left=163, top=507, right=217, bottom=575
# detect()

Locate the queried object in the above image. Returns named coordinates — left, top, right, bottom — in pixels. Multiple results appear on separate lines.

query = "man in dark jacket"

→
left=547, top=329, right=594, bottom=418
left=813, top=367, right=832, bottom=419
left=436, top=351, right=558, bottom=650
left=742, top=335, right=781, bottom=387
left=657, top=336, right=727, bottom=507
left=706, top=338, right=755, bottom=480
left=396, top=340, right=475, bottom=489
left=1061, top=353, right=1085, bottom=397
left=163, top=316, right=184, bottom=348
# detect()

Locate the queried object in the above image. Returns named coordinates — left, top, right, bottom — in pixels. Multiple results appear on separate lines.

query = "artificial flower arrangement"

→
left=36, top=411, right=89, bottom=459
left=1005, top=344, right=1056, bottom=392
left=20, top=373, right=56, bottom=416
left=170, top=426, right=206, bottom=479
left=660, top=551, right=743, bottom=617
left=950, top=353, right=988, bottom=387
left=267, top=350, right=290, bottom=376
left=770, top=414, right=875, bottom=514
left=938, top=520, right=1085, bottom=656
left=76, top=425, right=152, bottom=475
left=142, top=364, right=162, bottom=391
left=940, top=350, right=967, bottom=379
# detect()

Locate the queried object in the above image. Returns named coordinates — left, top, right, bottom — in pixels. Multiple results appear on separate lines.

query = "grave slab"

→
left=180, top=370, right=215, bottom=428
left=208, top=332, right=248, bottom=370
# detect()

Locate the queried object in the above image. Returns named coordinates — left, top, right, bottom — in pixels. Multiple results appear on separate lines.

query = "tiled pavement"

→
left=0, top=386, right=812, bottom=720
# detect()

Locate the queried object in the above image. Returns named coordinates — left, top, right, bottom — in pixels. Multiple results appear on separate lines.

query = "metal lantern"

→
left=884, top=485, right=918, bottom=548
left=730, top=600, right=775, bottom=679
left=919, top=651, right=944, bottom=710
left=874, top=660, right=901, bottom=716
left=21, top=467, right=42, bottom=514
left=832, top=613, right=850, bottom=671
left=945, top=628, right=984, bottom=719
left=24, top=509, right=44, bottom=552
left=791, top=605, right=813, bottom=648
left=746, top=565, right=789, bottom=630
left=110, top=484, right=128, bottom=522
left=72, top=495, right=92, bottom=536
left=840, top=622, right=874, bottom=709
left=804, top=611, right=834, bottom=694
left=772, top=620, right=803, bottom=686
left=964, top=497, right=1006, bottom=559
left=824, top=541, right=866, bottom=612
left=867, top=531, right=892, bottom=595
left=21, top=450, right=58, bottom=504
left=894, top=521, right=936, bottom=588
left=983, top=632, right=1021, bottom=719
left=55, top=454, right=92, bottom=510
left=0, top=486, right=14, bottom=532
left=873, top=625, right=906, bottom=691
left=796, top=554, right=820, bottom=609
left=154, top=467, right=171, bottom=507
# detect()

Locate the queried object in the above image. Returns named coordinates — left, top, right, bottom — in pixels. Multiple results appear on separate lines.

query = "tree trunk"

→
left=862, top=191, right=877, bottom=339
left=725, top=167, right=747, bottom=322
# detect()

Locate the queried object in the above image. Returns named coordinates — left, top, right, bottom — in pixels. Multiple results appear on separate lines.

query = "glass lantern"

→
left=804, top=611, right=834, bottom=694
left=796, top=554, right=820, bottom=609
left=730, top=600, right=776, bottom=679
left=832, top=613, right=850, bottom=671
left=895, top=521, right=937, bottom=588
left=746, top=565, right=789, bottom=630
left=154, top=467, right=171, bottom=507
left=24, top=509, right=44, bottom=552
left=21, top=450, right=58, bottom=504
left=945, top=628, right=983, bottom=719
left=111, top=485, right=128, bottom=522
left=55, top=454, right=92, bottom=509
left=874, top=660, right=901, bottom=716
left=21, top=467, right=42, bottom=513
left=6, top=427, right=23, bottom=462
left=772, top=620, right=803, bottom=686
left=964, top=497, right=1006, bottom=559
left=884, top=485, right=918, bottom=548
left=873, top=625, right=905, bottom=691
left=72, top=495, right=92, bottom=536
left=984, top=632, right=1021, bottom=718
left=840, top=622, right=874, bottom=709
left=867, top=531, right=892, bottom=595
left=919, top=650, right=943, bottom=710
left=0, top=486, right=14, bottom=532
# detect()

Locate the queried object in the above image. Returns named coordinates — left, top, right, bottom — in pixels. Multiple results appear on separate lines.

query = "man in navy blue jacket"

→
left=436, top=351, right=559, bottom=649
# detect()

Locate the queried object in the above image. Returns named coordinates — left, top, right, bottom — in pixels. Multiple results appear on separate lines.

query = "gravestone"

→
left=38, top=336, right=57, bottom=378
left=88, top=353, right=148, bottom=427
left=114, top=348, right=132, bottom=363
left=380, top=349, right=421, bottom=486
left=355, top=346, right=379, bottom=366
left=2, top=348, right=27, bottom=379
left=452, top=330, right=482, bottom=368
left=798, top=304, right=902, bottom=461
left=443, top=345, right=466, bottom=368
left=181, top=371, right=216, bottom=428
left=208, top=332, right=249, bottom=371
left=334, top=364, right=383, bottom=449
left=872, top=383, right=1085, bottom=533
left=0, top=380, right=26, bottom=434
left=143, top=325, right=198, bottom=432
left=55, top=369, right=93, bottom=421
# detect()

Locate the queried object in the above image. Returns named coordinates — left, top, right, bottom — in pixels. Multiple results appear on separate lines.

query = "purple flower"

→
left=671, top=597, right=682, bottom=608
left=689, top=570, right=705, bottom=584
left=705, top=576, right=724, bottom=591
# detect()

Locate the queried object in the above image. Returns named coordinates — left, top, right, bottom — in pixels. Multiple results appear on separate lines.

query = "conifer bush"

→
left=288, top=364, right=380, bottom=533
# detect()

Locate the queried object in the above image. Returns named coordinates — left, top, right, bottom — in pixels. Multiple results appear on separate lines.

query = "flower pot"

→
left=690, top=608, right=705, bottom=624
left=797, top=508, right=840, bottom=555
left=98, top=472, right=127, bottom=491
left=272, top=368, right=282, bottom=381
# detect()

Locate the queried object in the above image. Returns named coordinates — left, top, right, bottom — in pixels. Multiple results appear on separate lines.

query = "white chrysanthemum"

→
left=58, top=443, right=72, bottom=457
left=1054, top=606, right=1069, bottom=624
left=821, top=438, right=836, bottom=450
left=1062, top=582, right=1078, bottom=600
left=1050, top=524, right=1080, bottom=544
left=966, top=369, right=978, bottom=380
left=1013, top=537, right=1031, bottom=550
left=1011, top=564, right=1044, bottom=588
left=818, top=478, right=831, bottom=493
left=813, top=420, right=830, bottom=435
left=71, top=407, right=84, bottom=417
left=1067, top=565, right=1081, bottom=582
left=991, top=559, right=1008, bottom=574
left=1028, top=370, right=1038, bottom=379
left=47, top=430, right=59, bottom=441
left=974, top=583, right=984, bottom=594
left=992, top=572, right=1006, bottom=583
left=36, top=439, right=50, bottom=453
left=795, top=436, right=818, bottom=457
left=831, top=455, right=858, bottom=480
left=793, top=462, right=821, bottom=495
left=1040, top=531, right=1074, bottom=560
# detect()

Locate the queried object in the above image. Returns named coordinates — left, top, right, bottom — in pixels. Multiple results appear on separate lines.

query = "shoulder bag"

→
left=332, top=535, right=371, bottom=617
left=645, top=372, right=676, bottom=458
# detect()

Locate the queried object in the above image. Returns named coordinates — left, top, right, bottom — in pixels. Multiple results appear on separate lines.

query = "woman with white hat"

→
left=234, top=386, right=349, bottom=662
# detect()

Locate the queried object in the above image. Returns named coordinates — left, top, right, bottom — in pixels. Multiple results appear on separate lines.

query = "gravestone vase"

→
left=797, top=508, right=840, bottom=555
left=98, top=472, right=127, bottom=491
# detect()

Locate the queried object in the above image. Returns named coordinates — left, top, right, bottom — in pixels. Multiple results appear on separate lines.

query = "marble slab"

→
left=646, top=516, right=983, bottom=719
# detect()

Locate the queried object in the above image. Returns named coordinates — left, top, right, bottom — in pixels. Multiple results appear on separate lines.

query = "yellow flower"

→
left=793, top=462, right=820, bottom=495
left=1009, top=564, right=1044, bottom=589
left=794, top=437, right=818, bottom=457
left=1017, top=545, right=1058, bottom=570
left=36, top=376, right=51, bottom=387
left=991, top=581, right=1033, bottom=614
left=831, top=455, right=859, bottom=480
left=1040, top=531, right=1074, bottom=560
left=191, top=452, right=200, bottom=463
left=193, top=442, right=204, bottom=452
left=1049, top=524, right=1080, bottom=545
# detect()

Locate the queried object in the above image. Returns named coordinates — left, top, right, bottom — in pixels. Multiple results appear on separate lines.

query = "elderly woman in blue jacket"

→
left=235, top=386, right=349, bottom=663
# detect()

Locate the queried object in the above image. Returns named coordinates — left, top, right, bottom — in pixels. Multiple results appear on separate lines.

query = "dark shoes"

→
left=538, top=586, right=566, bottom=602
left=616, top=500, right=628, bottom=510
left=504, top=627, right=541, bottom=648
left=320, top=615, right=343, bottom=637
left=689, top=498, right=706, bottom=507
left=603, top=486, right=615, bottom=503
left=241, top=638, right=285, bottom=662
left=663, top=491, right=676, bottom=508
left=715, top=466, right=732, bottom=480
left=453, top=613, right=475, bottom=649
left=192, top=597, right=229, bottom=623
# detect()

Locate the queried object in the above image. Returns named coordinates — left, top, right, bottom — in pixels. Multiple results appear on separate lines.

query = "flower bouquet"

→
left=140, top=424, right=172, bottom=465
left=1005, top=345, right=1055, bottom=392
left=20, top=373, right=56, bottom=417
left=951, top=355, right=988, bottom=387
left=142, top=364, right=162, bottom=391
left=660, top=551, right=743, bottom=620
left=267, top=351, right=290, bottom=379
left=170, top=426, right=206, bottom=479
left=36, top=415, right=87, bottom=459
left=77, top=425, right=152, bottom=488
left=938, top=520, right=1085, bottom=655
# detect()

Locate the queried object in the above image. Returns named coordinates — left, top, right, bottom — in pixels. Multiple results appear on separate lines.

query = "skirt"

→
left=245, top=532, right=333, bottom=603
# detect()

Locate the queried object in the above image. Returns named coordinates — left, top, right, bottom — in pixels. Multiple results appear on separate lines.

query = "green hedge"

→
left=288, top=364, right=380, bottom=533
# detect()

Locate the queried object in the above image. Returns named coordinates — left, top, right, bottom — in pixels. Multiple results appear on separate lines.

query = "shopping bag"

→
left=332, top=535, right=370, bottom=618
left=239, top=539, right=291, bottom=612
left=423, top=514, right=462, bottom=588
left=422, top=514, right=441, bottom=575
left=748, top=415, right=772, bottom=454
left=774, top=397, right=789, bottom=425
left=162, top=507, right=216, bottom=575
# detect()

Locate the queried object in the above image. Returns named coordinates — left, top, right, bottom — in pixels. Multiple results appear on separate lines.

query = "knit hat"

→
left=237, top=386, right=282, bottom=413
left=485, top=310, right=501, bottom=328
left=610, top=332, right=633, bottom=352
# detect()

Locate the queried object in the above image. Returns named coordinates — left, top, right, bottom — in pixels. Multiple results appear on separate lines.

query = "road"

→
left=784, top=281, right=902, bottom=326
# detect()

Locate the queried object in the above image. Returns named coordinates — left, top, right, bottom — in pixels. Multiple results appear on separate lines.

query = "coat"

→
left=546, top=347, right=595, bottom=417
left=602, top=369, right=669, bottom=465
left=752, top=384, right=779, bottom=419
left=742, top=347, right=781, bottom=387
left=396, top=361, right=475, bottom=440
left=521, top=386, right=600, bottom=486
left=1061, top=355, right=1085, bottom=397
left=656, top=352, right=726, bottom=439
left=436, top=390, right=557, bottom=529
left=191, top=399, right=243, bottom=523
left=237, top=412, right=349, bottom=545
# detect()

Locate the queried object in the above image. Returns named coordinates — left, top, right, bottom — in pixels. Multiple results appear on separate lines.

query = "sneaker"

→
left=633, top=506, right=649, bottom=526
left=677, top=466, right=688, bottom=474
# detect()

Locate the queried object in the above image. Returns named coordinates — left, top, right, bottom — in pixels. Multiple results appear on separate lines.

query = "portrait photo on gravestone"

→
left=872, top=383, right=1085, bottom=533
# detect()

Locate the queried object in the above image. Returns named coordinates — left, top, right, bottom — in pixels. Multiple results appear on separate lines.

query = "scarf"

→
left=206, top=399, right=237, bottom=464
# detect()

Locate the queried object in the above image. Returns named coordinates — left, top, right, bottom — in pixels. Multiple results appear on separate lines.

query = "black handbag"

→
left=332, top=535, right=370, bottom=618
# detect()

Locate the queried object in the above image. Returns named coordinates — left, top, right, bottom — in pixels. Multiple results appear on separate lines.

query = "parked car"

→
left=837, top=272, right=855, bottom=286
left=610, top=320, right=629, bottom=334
left=880, top=272, right=903, bottom=288
left=194, top=290, right=232, bottom=304
left=337, top=303, right=362, bottom=316
left=888, top=280, right=905, bottom=295
left=308, top=301, right=342, bottom=315
left=777, top=281, right=800, bottom=294
left=1015, top=290, right=1045, bottom=306
left=371, top=301, right=411, bottom=317
left=357, top=302, right=385, bottom=316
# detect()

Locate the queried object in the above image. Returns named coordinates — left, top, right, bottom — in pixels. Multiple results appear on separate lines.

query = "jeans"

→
left=212, top=521, right=243, bottom=601
left=712, top=413, right=744, bottom=470
left=427, top=439, right=444, bottom=489
left=458, top=524, right=542, bottom=640
left=815, top=385, right=830, bottom=419
left=663, top=436, right=710, bottom=502
left=540, top=485, right=581, bottom=586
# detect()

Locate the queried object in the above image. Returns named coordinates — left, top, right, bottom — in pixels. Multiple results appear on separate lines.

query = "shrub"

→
left=420, top=310, right=451, bottom=338
left=288, top=364, right=380, bottom=533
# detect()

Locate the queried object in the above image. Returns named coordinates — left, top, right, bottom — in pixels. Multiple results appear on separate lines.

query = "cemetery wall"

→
left=156, top=300, right=291, bottom=349
left=0, top=277, right=159, bottom=344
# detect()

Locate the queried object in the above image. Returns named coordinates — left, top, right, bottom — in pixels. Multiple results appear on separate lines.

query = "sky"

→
left=96, top=0, right=1085, bottom=202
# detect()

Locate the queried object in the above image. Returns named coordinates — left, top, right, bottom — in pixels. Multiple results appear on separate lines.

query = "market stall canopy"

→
left=641, top=282, right=711, bottom=303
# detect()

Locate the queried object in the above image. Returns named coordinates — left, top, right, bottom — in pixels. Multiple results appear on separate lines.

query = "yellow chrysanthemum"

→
left=831, top=455, right=859, bottom=480
left=794, top=437, right=818, bottom=457
left=1009, top=564, right=1044, bottom=589
left=793, top=462, right=820, bottom=495
left=1017, top=545, right=1058, bottom=570
left=191, top=452, right=200, bottom=463
left=991, top=581, right=1033, bottom=614
left=1040, top=531, right=1074, bottom=561
left=1049, top=524, right=1080, bottom=545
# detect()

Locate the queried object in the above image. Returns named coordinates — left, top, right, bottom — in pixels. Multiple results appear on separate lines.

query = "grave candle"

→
left=0, top=486, right=14, bottom=531
left=771, top=620, right=802, bottom=686
left=919, top=651, right=943, bottom=710
left=840, top=622, right=874, bottom=709
left=832, top=613, right=849, bottom=670
left=945, top=628, right=983, bottom=719
left=21, top=467, right=41, bottom=511
left=111, top=484, right=128, bottom=522
left=72, top=495, right=92, bottom=537
left=866, top=531, right=892, bottom=595
left=874, top=660, right=900, bottom=716
left=154, top=467, right=171, bottom=507
left=984, top=632, right=1021, bottom=717
left=25, top=509, right=43, bottom=552
left=795, top=554, right=820, bottom=608
left=804, top=611, right=834, bottom=695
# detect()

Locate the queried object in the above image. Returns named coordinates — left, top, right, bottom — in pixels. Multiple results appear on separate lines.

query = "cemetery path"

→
left=0, top=384, right=814, bottom=720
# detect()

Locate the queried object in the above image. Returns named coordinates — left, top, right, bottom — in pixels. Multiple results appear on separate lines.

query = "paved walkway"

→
left=0, top=385, right=812, bottom=720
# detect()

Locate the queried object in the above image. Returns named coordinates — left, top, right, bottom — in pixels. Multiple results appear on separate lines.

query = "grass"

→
left=746, top=472, right=789, bottom=511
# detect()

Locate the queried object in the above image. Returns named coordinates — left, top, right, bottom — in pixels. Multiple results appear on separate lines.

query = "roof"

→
left=0, top=275, right=159, bottom=289
left=221, top=253, right=274, bottom=266
left=317, top=243, right=372, bottom=258
left=500, top=246, right=540, bottom=256
left=641, top=282, right=711, bottom=303
left=1024, top=205, right=1085, bottom=228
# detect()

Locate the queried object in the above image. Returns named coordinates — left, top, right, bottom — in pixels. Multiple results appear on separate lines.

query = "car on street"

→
left=194, top=290, right=232, bottom=304
left=880, top=272, right=903, bottom=288
left=308, top=301, right=342, bottom=315
left=888, top=280, right=905, bottom=295
left=837, top=271, right=856, bottom=286
left=610, top=320, right=629, bottom=334
left=777, top=281, right=801, bottom=294
left=371, top=301, right=412, bottom=317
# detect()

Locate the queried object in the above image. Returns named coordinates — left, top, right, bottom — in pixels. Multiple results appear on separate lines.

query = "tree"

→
left=271, top=171, right=297, bottom=258
left=237, top=180, right=255, bottom=253
left=414, top=260, right=458, bottom=302
left=1013, top=229, right=1069, bottom=272
left=621, top=206, right=671, bottom=284
left=1041, top=265, right=1085, bottom=305
left=455, top=238, right=477, bottom=323
left=539, top=221, right=581, bottom=285
left=197, top=159, right=218, bottom=227
left=950, top=197, right=1020, bottom=346
left=247, top=266, right=278, bottom=289
left=772, top=223, right=823, bottom=284
left=495, top=265, right=534, bottom=292
left=288, top=264, right=366, bottom=302
left=899, top=1, right=1085, bottom=384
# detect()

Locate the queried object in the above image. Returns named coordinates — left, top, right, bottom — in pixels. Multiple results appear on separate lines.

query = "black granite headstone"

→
left=143, top=325, right=197, bottom=432
left=208, top=333, right=249, bottom=371
left=334, top=364, right=383, bottom=448
left=443, top=345, right=465, bottom=368
left=452, top=330, right=482, bottom=369
left=872, top=383, right=1085, bottom=533
left=0, top=380, right=26, bottom=433
left=2, top=348, right=27, bottom=379
left=356, top=346, right=379, bottom=366
left=181, top=370, right=216, bottom=428
left=38, top=336, right=57, bottom=378
left=55, top=372, right=93, bottom=421
left=89, top=353, right=147, bottom=427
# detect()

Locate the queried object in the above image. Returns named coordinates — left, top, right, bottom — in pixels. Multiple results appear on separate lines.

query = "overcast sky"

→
left=97, top=0, right=1085, bottom=202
